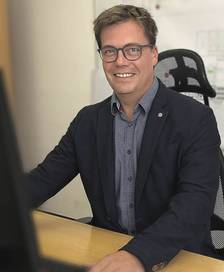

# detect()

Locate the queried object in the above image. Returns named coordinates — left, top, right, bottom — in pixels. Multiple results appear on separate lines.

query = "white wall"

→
left=8, top=0, right=95, bottom=218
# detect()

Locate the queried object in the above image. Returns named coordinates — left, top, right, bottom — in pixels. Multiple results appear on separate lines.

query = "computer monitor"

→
left=0, top=70, right=39, bottom=271
left=0, top=70, right=85, bottom=272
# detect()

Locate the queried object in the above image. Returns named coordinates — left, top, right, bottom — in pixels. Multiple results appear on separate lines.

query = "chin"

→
left=112, top=84, right=136, bottom=95
left=114, top=88, right=135, bottom=95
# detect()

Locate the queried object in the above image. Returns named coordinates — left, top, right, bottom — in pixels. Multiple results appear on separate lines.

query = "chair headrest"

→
left=155, top=49, right=216, bottom=98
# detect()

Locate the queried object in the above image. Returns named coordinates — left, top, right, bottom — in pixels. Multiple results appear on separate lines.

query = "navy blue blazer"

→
left=27, top=81, right=221, bottom=271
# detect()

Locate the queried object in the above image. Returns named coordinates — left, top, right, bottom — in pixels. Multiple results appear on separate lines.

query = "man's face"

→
left=100, top=20, right=158, bottom=98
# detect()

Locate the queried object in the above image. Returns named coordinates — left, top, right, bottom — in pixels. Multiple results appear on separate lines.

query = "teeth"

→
left=115, top=73, right=133, bottom=78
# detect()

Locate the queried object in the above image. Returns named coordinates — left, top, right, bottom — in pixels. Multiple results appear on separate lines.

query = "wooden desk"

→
left=33, top=211, right=224, bottom=272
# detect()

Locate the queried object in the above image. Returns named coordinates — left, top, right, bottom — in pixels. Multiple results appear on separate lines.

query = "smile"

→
left=114, top=73, right=135, bottom=78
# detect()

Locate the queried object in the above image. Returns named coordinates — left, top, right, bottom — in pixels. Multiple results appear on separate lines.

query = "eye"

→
left=102, top=47, right=116, bottom=56
left=125, top=46, right=141, bottom=55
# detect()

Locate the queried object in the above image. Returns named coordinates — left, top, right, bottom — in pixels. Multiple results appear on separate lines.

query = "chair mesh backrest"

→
left=211, top=150, right=224, bottom=258
left=155, top=49, right=216, bottom=105
left=155, top=48, right=224, bottom=258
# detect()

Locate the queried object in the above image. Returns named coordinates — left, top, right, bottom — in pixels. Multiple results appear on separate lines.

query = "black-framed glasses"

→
left=98, top=43, right=154, bottom=63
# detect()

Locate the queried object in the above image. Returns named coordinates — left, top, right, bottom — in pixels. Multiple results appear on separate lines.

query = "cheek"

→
left=103, top=63, right=112, bottom=77
left=102, top=63, right=107, bottom=73
left=138, top=60, right=153, bottom=78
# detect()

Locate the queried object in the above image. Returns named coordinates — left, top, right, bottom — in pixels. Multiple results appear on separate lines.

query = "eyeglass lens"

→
left=100, top=44, right=143, bottom=62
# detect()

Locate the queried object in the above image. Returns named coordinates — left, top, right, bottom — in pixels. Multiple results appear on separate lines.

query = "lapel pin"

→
left=157, top=112, right=163, bottom=118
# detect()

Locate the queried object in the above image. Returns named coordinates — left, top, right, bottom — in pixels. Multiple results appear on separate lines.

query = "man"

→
left=27, top=5, right=221, bottom=272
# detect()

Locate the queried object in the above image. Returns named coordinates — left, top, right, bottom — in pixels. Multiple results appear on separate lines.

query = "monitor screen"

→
left=0, top=70, right=39, bottom=272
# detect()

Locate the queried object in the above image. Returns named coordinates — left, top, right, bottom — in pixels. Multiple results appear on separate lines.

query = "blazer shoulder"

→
left=78, top=96, right=111, bottom=116
left=159, top=82, right=213, bottom=117
left=156, top=82, right=218, bottom=138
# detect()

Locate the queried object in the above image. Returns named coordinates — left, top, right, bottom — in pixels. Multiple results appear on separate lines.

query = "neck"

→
left=115, top=77, right=155, bottom=121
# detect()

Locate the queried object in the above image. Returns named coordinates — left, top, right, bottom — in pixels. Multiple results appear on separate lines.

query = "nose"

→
left=115, top=49, right=129, bottom=65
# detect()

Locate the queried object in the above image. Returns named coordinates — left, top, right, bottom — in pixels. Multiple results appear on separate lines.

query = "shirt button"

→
left=127, top=149, right=132, bottom=155
left=128, top=176, right=132, bottom=182
left=128, top=123, right=133, bottom=127
left=129, top=203, right=134, bottom=209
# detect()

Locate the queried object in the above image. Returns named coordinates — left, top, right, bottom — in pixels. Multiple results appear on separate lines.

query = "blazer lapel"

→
left=135, top=86, right=169, bottom=208
left=97, top=101, right=118, bottom=222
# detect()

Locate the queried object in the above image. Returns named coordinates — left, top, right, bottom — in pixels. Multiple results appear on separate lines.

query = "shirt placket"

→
left=125, top=121, right=136, bottom=233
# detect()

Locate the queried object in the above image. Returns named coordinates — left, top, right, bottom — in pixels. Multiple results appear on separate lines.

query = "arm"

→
left=26, top=118, right=79, bottom=207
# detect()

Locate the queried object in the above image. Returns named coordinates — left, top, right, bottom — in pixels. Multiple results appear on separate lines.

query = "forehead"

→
left=100, top=20, right=148, bottom=47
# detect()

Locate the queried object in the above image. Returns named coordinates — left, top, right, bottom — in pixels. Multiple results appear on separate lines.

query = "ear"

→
left=152, top=46, right=158, bottom=67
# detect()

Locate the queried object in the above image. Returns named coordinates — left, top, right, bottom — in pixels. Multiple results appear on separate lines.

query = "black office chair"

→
left=155, top=49, right=216, bottom=106
left=211, top=149, right=224, bottom=257
left=155, top=48, right=224, bottom=259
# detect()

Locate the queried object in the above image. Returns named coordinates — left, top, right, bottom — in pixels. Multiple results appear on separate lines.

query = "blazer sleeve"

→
left=122, top=106, right=221, bottom=271
left=26, top=117, right=79, bottom=207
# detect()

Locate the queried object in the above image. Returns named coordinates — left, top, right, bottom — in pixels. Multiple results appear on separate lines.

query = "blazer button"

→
left=152, top=262, right=166, bottom=271
left=106, top=216, right=111, bottom=221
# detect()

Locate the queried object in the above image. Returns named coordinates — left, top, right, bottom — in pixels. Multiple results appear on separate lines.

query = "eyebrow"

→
left=101, top=42, right=148, bottom=49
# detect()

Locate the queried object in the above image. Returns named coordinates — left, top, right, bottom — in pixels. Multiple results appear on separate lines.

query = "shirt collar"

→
left=138, top=77, right=158, bottom=114
left=111, top=77, right=159, bottom=116
left=111, top=94, right=121, bottom=115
